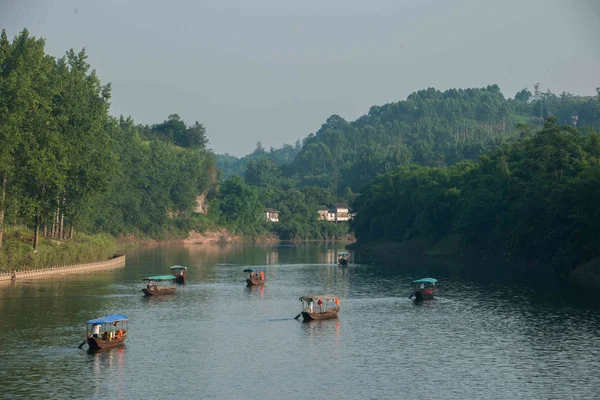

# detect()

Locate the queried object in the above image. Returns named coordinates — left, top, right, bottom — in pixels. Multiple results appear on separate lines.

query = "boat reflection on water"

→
left=245, top=283, right=265, bottom=300
left=301, top=319, right=341, bottom=338
left=90, top=346, right=126, bottom=375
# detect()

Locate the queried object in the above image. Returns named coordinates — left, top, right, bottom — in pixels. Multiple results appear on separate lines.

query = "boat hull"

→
left=246, top=278, right=265, bottom=286
left=174, top=276, right=186, bottom=285
left=414, top=290, right=435, bottom=301
left=142, top=287, right=176, bottom=296
left=87, top=335, right=127, bottom=350
left=301, top=308, right=339, bottom=322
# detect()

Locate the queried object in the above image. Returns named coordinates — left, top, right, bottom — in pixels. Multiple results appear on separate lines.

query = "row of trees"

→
left=351, top=117, right=600, bottom=273
left=283, top=85, right=600, bottom=193
left=210, top=162, right=349, bottom=241
left=0, top=29, right=114, bottom=248
left=0, top=29, right=217, bottom=249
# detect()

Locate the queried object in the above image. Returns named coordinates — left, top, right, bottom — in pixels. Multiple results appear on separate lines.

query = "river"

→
left=1, top=244, right=599, bottom=399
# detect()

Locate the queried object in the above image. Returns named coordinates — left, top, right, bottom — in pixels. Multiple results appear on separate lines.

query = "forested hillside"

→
left=286, top=85, right=600, bottom=193
left=351, top=116, right=600, bottom=273
left=0, top=29, right=218, bottom=257
left=217, top=140, right=302, bottom=180
left=214, top=85, right=600, bottom=243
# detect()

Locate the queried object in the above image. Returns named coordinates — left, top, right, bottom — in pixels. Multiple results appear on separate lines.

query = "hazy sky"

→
left=2, top=0, right=599, bottom=156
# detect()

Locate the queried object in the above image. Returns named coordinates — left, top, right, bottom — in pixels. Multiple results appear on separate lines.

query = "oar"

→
left=294, top=313, right=302, bottom=320
left=77, top=339, right=86, bottom=349
left=408, top=293, right=413, bottom=299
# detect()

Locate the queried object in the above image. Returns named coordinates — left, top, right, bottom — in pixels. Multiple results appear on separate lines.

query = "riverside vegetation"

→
left=2, top=28, right=600, bottom=280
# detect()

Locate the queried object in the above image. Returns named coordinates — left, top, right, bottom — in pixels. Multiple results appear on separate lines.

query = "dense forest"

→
left=351, top=116, right=600, bottom=274
left=0, top=29, right=218, bottom=266
left=217, top=84, right=600, bottom=249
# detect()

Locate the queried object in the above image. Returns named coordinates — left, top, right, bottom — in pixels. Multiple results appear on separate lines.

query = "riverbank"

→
left=0, top=254, right=126, bottom=282
left=0, top=229, right=118, bottom=272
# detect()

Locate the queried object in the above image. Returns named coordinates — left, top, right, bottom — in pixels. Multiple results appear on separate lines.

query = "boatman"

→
left=92, top=323, right=101, bottom=338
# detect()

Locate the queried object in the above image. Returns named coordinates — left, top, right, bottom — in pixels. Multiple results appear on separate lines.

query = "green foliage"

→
left=215, top=175, right=265, bottom=236
left=352, top=118, right=600, bottom=273
left=0, top=29, right=218, bottom=246
left=0, top=228, right=116, bottom=271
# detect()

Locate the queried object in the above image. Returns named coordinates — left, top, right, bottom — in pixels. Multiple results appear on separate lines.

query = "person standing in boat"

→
left=11, top=269, right=17, bottom=280
left=317, top=299, right=323, bottom=312
left=92, top=323, right=101, bottom=338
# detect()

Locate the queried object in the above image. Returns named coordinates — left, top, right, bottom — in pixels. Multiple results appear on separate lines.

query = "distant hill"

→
left=217, top=85, right=600, bottom=194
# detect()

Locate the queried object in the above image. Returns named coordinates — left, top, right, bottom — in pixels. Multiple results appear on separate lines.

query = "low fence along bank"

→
left=0, top=255, right=126, bottom=282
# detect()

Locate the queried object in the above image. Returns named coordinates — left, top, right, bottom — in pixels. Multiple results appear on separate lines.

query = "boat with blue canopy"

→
left=81, top=314, right=128, bottom=350
left=410, top=278, right=438, bottom=301
left=243, top=268, right=265, bottom=286
left=337, top=252, right=349, bottom=266
left=142, top=275, right=177, bottom=296
left=170, top=265, right=188, bottom=284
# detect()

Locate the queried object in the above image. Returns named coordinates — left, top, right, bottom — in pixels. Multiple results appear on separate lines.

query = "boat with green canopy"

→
left=81, top=313, right=128, bottom=351
left=243, top=268, right=265, bottom=286
left=142, top=275, right=177, bottom=296
left=410, top=278, right=438, bottom=301
left=337, top=252, right=349, bottom=266
left=297, top=294, right=340, bottom=322
left=170, top=265, right=188, bottom=284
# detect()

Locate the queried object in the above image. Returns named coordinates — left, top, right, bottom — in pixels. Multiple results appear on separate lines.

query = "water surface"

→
left=1, top=244, right=599, bottom=399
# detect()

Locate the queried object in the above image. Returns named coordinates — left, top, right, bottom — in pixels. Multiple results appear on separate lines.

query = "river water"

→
left=1, top=244, right=599, bottom=399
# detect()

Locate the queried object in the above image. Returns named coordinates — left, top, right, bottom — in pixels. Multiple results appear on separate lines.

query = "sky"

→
left=1, top=0, right=599, bottom=156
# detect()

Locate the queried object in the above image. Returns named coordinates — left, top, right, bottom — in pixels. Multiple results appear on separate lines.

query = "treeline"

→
left=351, top=117, right=600, bottom=273
left=217, top=140, right=302, bottom=180
left=210, top=162, right=349, bottom=241
left=0, top=29, right=217, bottom=252
left=283, top=85, right=600, bottom=193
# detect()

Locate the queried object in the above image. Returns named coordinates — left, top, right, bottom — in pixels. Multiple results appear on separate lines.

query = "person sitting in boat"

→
left=179, top=269, right=185, bottom=277
left=92, top=323, right=101, bottom=338
left=147, top=280, right=155, bottom=289
left=419, top=282, right=425, bottom=290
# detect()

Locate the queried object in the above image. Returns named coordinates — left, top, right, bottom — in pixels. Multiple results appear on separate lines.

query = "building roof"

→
left=265, top=208, right=279, bottom=213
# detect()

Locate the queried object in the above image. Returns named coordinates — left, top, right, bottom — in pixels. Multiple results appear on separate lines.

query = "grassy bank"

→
left=0, top=229, right=118, bottom=271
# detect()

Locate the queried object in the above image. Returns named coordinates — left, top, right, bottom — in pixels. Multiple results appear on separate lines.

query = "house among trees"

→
left=317, top=204, right=353, bottom=222
left=265, top=208, right=279, bottom=222
left=317, top=206, right=336, bottom=222
left=332, top=203, right=350, bottom=222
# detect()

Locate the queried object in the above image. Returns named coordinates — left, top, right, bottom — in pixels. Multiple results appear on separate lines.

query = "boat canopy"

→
left=338, top=252, right=349, bottom=255
left=86, top=314, right=129, bottom=325
left=170, top=265, right=188, bottom=270
left=299, top=294, right=338, bottom=302
left=243, top=268, right=265, bottom=272
left=413, top=278, right=438, bottom=284
left=142, top=275, right=177, bottom=281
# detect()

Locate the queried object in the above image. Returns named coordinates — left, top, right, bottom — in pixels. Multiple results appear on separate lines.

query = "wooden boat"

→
left=338, top=252, right=349, bottom=266
left=298, top=294, right=340, bottom=322
left=84, top=314, right=128, bottom=351
left=142, top=275, right=177, bottom=296
left=410, top=278, right=438, bottom=301
left=243, top=268, right=265, bottom=286
left=170, top=265, right=188, bottom=284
